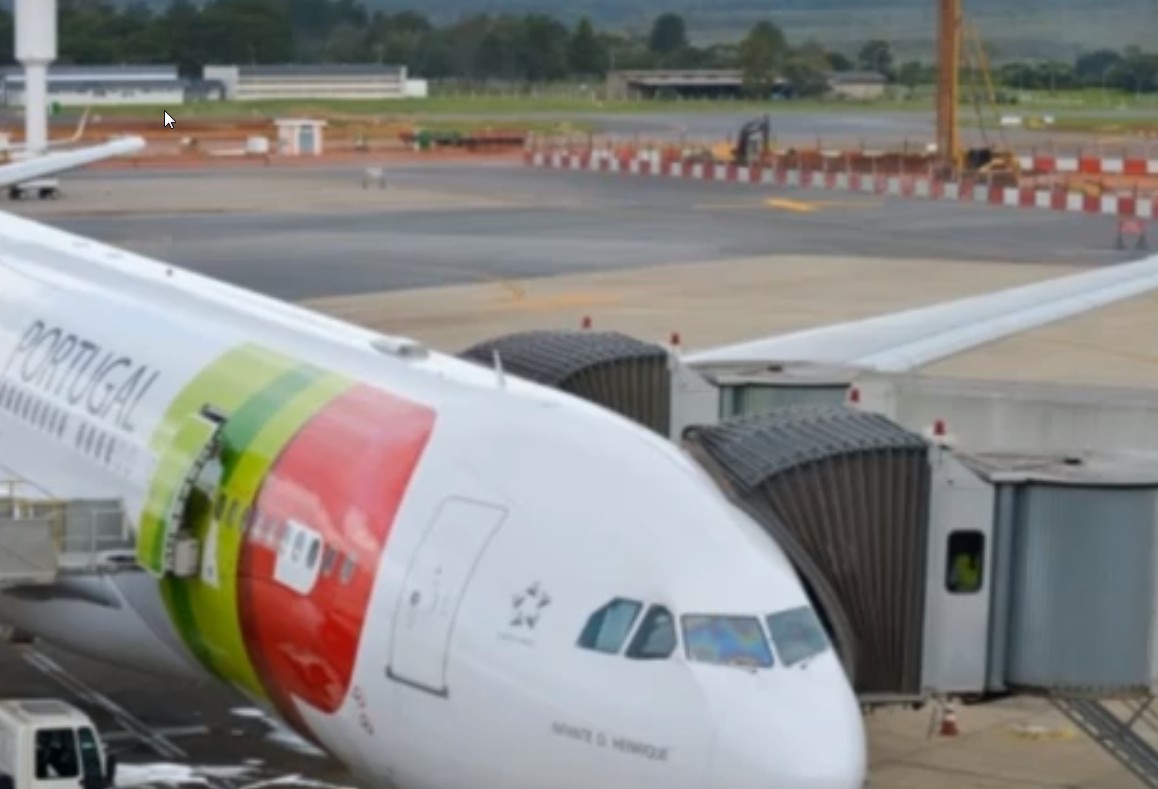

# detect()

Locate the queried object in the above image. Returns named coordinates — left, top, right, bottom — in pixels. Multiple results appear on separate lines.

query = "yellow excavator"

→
left=707, top=115, right=773, bottom=165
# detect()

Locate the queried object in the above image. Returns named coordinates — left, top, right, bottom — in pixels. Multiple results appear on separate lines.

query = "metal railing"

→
left=0, top=478, right=135, bottom=577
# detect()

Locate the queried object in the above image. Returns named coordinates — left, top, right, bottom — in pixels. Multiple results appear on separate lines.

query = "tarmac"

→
left=5, top=157, right=1158, bottom=787
left=431, top=108, right=1158, bottom=155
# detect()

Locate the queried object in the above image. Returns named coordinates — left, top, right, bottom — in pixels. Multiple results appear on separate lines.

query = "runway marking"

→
left=488, top=292, right=622, bottom=312
left=695, top=198, right=882, bottom=213
left=1007, top=723, right=1077, bottom=741
left=765, top=198, right=822, bottom=213
left=497, top=279, right=528, bottom=301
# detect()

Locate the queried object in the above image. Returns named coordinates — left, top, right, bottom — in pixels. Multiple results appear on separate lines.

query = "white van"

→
left=0, top=699, right=115, bottom=789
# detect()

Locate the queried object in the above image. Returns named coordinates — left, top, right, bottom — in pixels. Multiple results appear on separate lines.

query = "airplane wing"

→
left=685, top=253, right=1158, bottom=370
left=0, top=135, right=145, bottom=189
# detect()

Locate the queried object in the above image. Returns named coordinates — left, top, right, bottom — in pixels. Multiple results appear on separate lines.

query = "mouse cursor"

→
left=163, top=111, right=175, bottom=129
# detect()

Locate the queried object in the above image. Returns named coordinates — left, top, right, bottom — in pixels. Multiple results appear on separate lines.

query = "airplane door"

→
left=138, top=405, right=226, bottom=577
left=386, top=497, right=506, bottom=698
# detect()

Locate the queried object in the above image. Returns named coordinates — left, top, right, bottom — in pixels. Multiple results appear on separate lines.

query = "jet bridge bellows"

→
left=683, top=405, right=931, bottom=698
left=459, top=330, right=672, bottom=435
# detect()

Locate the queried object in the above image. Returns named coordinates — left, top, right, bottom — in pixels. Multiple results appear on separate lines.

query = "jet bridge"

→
left=461, top=335, right=1158, bottom=659
left=683, top=405, right=932, bottom=699
left=459, top=330, right=674, bottom=436
left=0, top=482, right=133, bottom=588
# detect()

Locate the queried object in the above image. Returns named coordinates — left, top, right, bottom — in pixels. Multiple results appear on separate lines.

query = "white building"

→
left=0, top=65, right=186, bottom=108
left=202, top=64, right=428, bottom=102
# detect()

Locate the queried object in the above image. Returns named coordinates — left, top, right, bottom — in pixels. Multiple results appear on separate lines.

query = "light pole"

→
left=15, top=0, right=56, bottom=156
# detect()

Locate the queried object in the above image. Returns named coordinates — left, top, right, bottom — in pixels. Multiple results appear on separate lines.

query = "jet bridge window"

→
left=682, top=615, right=774, bottom=669
left=626, top=605, right=677, bottom=660
left=35, top=728, right=79, bottom=779
left=578, top=598, right=642, bottom=654
left=946, top=530, right=985, bottom=594
left=767, top=606, right=830, bottom=667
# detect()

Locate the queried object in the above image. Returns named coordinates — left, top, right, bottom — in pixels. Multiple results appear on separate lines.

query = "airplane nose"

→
left=705, top=664, right=867, bottom=789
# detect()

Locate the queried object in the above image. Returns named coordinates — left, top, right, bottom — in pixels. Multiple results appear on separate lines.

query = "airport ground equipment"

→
left=698, top=115, right=773, bottom=167
left=7, top=178, right=59, bottom=200
left=0, top=485, right=133, bottom=588
left=0, top=698, right=116, bottom=789
left=461, top=328, right=1158, bottom=782
left=732, top=115, right=772, bottom=167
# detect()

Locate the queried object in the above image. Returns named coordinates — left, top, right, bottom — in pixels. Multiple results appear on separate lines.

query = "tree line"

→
left=0, top=0, right=1150, bottom=96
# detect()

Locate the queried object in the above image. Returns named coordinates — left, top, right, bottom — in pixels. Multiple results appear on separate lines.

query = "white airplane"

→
left=0, top=141, right=1157, bottom=789
left=0, top=107, right=92, bottom=157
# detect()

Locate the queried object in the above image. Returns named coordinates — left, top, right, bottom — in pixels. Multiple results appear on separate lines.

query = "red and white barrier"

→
left=526, top=150, right=1158, bottom=220
left=1017, top=154, right=1158, bottom=176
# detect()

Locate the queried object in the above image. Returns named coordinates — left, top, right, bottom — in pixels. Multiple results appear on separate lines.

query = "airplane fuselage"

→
left=0, top=212, right=866, bottom=788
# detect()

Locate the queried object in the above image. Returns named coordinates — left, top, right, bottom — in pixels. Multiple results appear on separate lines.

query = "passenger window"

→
left=306, top=538, right=321, bottom=569
left=946, top=531, right=985, bottom=594
left=577, top=598, right=642, bottom=654
left=767, top=606, right=830, bottom=667
left=321, top=545, right=338, bottom=577
left=340, top=554, right=357, bottom=584
left=626, top=605, right=677, bottom=660
left=274, top=521, right=289, bottom=552
left=35, top=727, right=79, bottom=779
left=682, top=615, right=773, bottom=669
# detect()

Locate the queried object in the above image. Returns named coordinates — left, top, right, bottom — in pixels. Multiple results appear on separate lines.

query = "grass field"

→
left=83, top=89, right=1158, bottom=121
left=1044, top=116, right=1158, bottom=134
left=89, top=94, right=929, bottom=120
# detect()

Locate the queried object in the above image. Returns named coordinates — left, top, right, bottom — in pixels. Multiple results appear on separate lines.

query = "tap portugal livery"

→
left=3, top=144, right=1158, bottom=789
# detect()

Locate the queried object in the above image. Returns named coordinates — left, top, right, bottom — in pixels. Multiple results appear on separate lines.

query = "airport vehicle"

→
left=1, top=109, right=94, bottom=200
left=0, top=699, right=115, bottom=789
left=703, top=115, right=772, bottom=166
left=1, top=141, right=1158, bottom=789
left=731, top=115, right=772, bottom=166
left=8, top=177, right=59, bottom=200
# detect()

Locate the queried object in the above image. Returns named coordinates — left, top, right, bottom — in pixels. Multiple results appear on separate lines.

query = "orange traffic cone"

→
left=939, top=701, right=960, bottom=737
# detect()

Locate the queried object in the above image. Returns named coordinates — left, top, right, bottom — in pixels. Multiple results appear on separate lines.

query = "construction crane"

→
left=936, top=0, right=1019, bottom=183
left=936, top=0, right=960, bottom=171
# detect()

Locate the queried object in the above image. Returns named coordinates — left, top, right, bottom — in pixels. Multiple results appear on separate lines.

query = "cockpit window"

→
left=578, top=598, right=642, bottom=654
left=682, top=615, right=774, bottom=669
left=767, top=606, right=830, bottom=667
left=625, top=605, right=677, bottom=660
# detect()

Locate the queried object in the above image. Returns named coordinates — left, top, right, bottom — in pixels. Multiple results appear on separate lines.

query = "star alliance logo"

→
left=510, top=581, right=551, bottom=630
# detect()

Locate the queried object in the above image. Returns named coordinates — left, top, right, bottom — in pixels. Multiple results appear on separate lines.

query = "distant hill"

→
left=360, top=0, right=1153, bottom=60
left=23, top=0, right=1158, bottom=60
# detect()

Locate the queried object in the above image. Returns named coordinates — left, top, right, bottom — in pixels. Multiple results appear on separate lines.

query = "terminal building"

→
left=0, top=63, right=432, bottom=108
left=0, top=64, right=187, bottom=107
left=605, top=68, right=888, bottom=101
left=201, top=64, right=429, bottom=102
